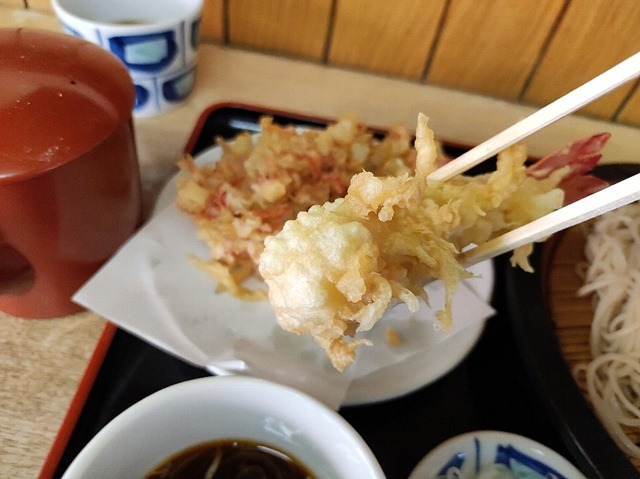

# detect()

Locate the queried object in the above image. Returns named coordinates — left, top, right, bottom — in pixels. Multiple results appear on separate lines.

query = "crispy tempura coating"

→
left=177, top=112, right=609, bottom=372
left=176, top=116, right=417, bottom=299
left=259, top=114, right=568, bottom=371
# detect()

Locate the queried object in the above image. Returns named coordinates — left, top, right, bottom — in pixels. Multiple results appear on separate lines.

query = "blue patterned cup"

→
left=52, top=0, right=203, bottom=117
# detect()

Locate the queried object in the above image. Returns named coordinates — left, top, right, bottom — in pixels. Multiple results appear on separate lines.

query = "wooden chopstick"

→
left=428, top=51, right=640, bottom=182
left=458, top=172, right=640, bottom=268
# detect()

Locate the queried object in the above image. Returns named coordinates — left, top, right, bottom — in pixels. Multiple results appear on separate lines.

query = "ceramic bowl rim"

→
left=409, top=429, right=586, bottom=479
left=61, top=375, right=385, bottom=479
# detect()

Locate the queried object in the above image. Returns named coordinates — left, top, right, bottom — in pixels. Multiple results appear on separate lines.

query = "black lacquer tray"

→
left=49, top=103, right=585, bottom=479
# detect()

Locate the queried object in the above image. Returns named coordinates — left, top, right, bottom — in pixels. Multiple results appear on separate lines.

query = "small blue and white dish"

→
left=409, top=431, right=586, bottom=479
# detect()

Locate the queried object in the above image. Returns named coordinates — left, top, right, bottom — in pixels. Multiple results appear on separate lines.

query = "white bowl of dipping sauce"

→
left=61, top=376, right=384, bottom=479
left=409, top=430, right=586, bottom=479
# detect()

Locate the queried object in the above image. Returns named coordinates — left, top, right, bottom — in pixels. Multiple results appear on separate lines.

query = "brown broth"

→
left=144, top=439, right=316, bottom=479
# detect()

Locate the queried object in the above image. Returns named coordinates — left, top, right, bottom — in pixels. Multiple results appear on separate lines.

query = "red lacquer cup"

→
left=0, top=28, right=142, bottom=318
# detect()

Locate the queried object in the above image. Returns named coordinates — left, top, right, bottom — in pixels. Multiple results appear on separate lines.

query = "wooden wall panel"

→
left=24, top=0, right=51, bottom=11
left=227, top=0, right=332, bottom=60
left=15, top=0, right=640, bottom=127
left=427, top=0, right=565, bottom=100
left=523, top=0, right=640, bottom=120
left=328, top=0, right=445, bottom=80
left=616, top=84, right=640, bottom=125
left=201, top=0, right=224, bottom=42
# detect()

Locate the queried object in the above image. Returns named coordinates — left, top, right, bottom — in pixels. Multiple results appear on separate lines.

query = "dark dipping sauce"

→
left=144, top=439, right=316, bottom=479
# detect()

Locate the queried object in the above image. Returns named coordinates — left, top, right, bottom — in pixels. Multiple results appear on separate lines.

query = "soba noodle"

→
left=574, top=202, right=640, bottom=460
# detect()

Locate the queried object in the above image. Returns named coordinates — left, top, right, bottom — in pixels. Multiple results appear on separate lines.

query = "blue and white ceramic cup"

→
left=51, top=0, right=203, bottom=117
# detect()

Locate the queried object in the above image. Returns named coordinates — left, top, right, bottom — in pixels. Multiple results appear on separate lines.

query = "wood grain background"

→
left=18, top=0, right=640, bottom=127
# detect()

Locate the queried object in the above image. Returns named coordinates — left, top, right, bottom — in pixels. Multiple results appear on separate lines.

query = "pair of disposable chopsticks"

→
left=426, top=51, right=640, bottom=268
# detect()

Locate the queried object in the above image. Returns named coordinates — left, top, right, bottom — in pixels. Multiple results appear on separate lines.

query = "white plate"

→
left=154, top=144, right=494, bottom=405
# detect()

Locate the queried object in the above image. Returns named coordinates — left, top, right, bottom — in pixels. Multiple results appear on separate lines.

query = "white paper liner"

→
left=74, top=202, right=495, bottom=409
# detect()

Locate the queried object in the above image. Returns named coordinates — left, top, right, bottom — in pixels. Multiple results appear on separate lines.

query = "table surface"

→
left=2, top=6, right=640, bottom=479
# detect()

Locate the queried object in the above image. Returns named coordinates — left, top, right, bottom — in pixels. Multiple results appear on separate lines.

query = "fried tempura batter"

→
left=259, top=114, right=572, bottom=371
left=178, top=112, right=608, bottom=372
left=176, top=116, right=418, bottom=299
